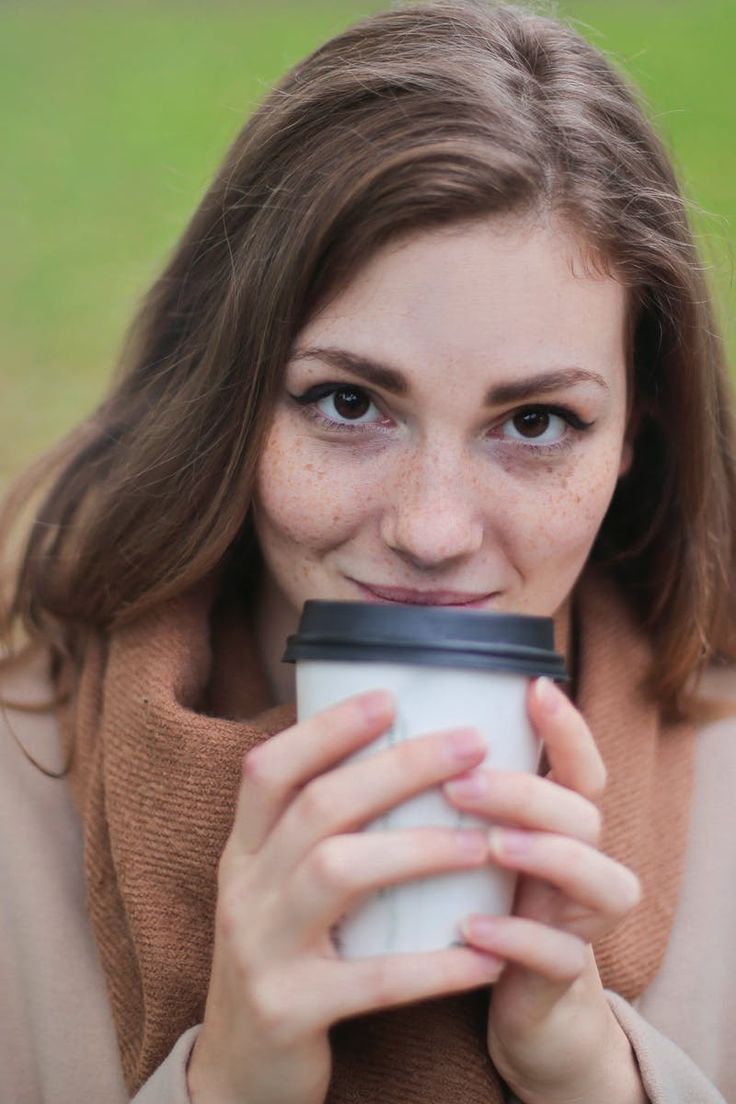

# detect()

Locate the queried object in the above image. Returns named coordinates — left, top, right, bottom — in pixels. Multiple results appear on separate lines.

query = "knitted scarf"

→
left=63, top=568, right=695, bottom=1099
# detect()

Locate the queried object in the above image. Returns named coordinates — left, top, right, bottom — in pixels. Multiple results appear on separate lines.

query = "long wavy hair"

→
left=2, top=0, right=735, bottom=720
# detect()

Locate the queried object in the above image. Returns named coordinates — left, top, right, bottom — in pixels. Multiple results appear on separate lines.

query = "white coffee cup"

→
left=283, top=601, right=566, bottom=958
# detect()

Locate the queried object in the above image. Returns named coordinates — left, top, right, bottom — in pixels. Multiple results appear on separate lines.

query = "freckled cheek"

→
left=502, top=457, right=620, bottom=560
left=254, top=428, right=382, bottom=548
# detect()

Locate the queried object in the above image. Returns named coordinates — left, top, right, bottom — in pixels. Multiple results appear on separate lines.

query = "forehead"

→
left=299, top=216, right=628, bottom=391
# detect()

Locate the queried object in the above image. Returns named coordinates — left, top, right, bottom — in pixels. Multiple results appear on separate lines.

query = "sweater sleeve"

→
left=606, top=992, right=727, bottom=1104
left=131, top=1027, right=201, bottom=1104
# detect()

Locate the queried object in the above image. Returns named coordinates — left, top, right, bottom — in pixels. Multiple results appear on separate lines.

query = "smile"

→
left=350, top=580, right=497, bottom=608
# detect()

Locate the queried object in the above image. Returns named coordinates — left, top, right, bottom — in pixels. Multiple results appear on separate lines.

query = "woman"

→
left=1, top=2, right=735, bottom=1102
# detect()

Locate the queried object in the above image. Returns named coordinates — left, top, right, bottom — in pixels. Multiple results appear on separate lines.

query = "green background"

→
left=2, top=1, right=734, bottom=482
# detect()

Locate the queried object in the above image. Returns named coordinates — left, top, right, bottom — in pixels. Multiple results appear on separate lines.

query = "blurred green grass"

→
left=2, top=0, right=734, bottom=481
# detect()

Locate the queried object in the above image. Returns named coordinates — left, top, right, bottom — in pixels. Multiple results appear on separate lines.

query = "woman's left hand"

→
left=444, top=676, right=647, bottom=1104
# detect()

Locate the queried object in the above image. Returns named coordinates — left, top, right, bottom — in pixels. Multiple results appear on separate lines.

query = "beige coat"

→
left=1, top=654, right=734, bottom=1104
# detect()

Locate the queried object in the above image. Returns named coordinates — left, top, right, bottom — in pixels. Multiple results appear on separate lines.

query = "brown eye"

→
left=333, top=387, right=371, bottom=420
left=512, top=409, right=551, bottom=438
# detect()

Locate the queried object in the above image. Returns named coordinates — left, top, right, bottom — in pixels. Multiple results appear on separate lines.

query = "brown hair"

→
left=2, top=0, right=735, bottom=718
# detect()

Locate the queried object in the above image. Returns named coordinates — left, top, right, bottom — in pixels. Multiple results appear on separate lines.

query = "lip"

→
left=351, top=580, right=497, bottom=608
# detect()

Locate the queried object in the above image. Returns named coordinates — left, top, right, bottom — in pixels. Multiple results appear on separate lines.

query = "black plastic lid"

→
left=283, top=601, right=567, bottom=680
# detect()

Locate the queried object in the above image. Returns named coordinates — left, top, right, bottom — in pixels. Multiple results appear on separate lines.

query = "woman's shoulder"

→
left=0, top=651, right=130, bottom=1103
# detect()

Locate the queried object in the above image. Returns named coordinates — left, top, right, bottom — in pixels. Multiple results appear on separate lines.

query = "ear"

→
left=618, top=438, right=634, bottom=478
left=618, top=401, right=642, bottom=478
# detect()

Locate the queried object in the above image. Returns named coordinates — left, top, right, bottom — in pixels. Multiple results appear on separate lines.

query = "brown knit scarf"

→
left=63, top=568, right=695, bottom=1099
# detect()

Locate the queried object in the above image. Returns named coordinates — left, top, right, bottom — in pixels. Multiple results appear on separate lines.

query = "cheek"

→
left=254, top=421, right=374, bottom=550
left=502, top=450, right=622, bottom=567
left=492, top=451, right=622, bottom=617
left=523, top=457, right=622, bottom=560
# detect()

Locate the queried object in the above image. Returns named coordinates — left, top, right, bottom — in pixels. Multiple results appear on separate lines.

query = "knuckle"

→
left=216, top=879, right=244, bottom=941
left=512, top=771, right=537, bottom=807
left=215, top=851, right=258, bottom=936
left=216, top=847, right=234, bottom=893
left=582, top=800, right=603, bottom=845
left=544, top=832, right=576, bottom=867
left=308, top=839, right=353, bottom=895
left=617, top=869, right=643, bottom=915
left=552, top=833, right=594, bottom=879
left=588, top=758, right=608, bottom=799
left=602, top=864, right=642, bottom=920
left=249, top=977, right=293, bottom=1041
left=553, top=939, right=588, bottom=982
left=241, top=745, right=279, bottom=791
left=298, top=778, right=338, bottom=828
left=217, top=839, right=251, bottom=891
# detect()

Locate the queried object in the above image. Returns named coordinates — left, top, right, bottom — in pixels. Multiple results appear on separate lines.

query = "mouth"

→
left=350, top=580, right=498, bottom=608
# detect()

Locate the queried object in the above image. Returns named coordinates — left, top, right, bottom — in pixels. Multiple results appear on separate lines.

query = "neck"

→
left=254, top=572, right=298, bottom=706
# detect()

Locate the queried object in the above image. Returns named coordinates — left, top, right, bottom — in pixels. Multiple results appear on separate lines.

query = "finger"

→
left=460, top=918, right=597, bottom=1032
left=460, top=914, right=588, bottom=984
left=280, top=827, right=490, bottom=949
left=443, top=769, right=602, bottom=845
left=487, top=828, right=641, bottom=923
left=528, top=678, right=607, bottom=799
left=264, top=725, right=487, bottom=875
left=317, top=946, right=504, bottom=1026
left=232, top=690, right=394, bottom=852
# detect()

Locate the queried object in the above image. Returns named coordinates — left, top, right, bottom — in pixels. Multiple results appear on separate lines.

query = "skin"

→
left=252, top=216, right=632, bottom=704
left=189, top=218, right=646, bottom=1104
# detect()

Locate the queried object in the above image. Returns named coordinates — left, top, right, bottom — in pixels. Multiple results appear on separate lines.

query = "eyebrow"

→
left=291, top=345, right=609, bottom=404
left=293, top=346, right=408, bottom=395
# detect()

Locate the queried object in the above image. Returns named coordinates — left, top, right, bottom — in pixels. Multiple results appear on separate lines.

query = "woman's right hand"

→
left=187, top=689, right=504, bottom=1104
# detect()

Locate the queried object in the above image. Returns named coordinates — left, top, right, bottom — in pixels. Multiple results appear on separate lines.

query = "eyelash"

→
left=288, top=383, right=391, bottom=434
left=287, top=382, right=594, bottom=453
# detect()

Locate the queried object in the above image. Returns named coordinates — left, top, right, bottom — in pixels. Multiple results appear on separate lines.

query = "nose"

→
left=379, top=446, right=484, bottom=570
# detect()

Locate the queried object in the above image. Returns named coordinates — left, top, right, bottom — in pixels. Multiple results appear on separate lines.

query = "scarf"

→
left=63, top=568, right=695, bottom=1099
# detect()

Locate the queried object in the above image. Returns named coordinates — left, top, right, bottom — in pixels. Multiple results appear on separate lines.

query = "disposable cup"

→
left=283, top=600, right=566, bottom=958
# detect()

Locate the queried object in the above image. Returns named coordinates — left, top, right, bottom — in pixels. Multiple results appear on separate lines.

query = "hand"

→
left=188, top=690, right=504, bottom=1104
left=444, top=677, right=646, bottom=1104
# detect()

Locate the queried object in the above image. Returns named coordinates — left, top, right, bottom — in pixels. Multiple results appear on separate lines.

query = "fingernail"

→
left=488, top=827, right=530, bottom=857
left=461, top=916, right=500, bottom=942
left=445, top=770, right=487, bottom=800
left=447, top=728, right=485, bottom=762
left=359, top=690, right=394, bottom=722
left=535, top=676, right=562, bottom=713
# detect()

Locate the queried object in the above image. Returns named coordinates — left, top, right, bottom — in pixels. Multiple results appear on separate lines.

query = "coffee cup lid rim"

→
left=282, top=600, right=567, bottom=680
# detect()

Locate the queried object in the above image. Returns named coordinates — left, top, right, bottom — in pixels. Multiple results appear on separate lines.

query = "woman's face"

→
left=254, top=217, right=631, bottom=632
